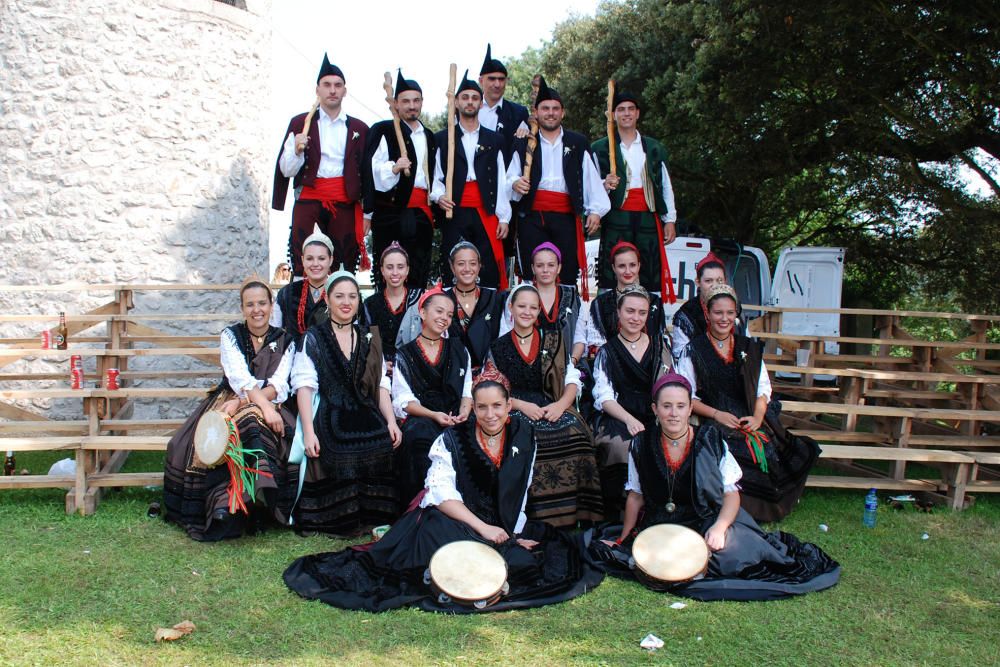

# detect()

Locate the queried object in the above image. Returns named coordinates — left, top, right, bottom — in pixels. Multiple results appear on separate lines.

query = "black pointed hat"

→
left=613, top=90, right=641, bottom=110
left=394, top=68, right=422, bottom=97
left=533, top=75, right=561, bottom=107
left=480, top=43, right=508, bottom=76
left=457, top=69, right=483, bottom=96
left=316, top=53, right=345, bottom=84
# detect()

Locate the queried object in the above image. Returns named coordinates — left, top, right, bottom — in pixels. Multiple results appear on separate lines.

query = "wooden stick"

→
left=522, top=118, right=539, bottom=179
left=382, top=72, right=410, bottom=177
left=445, top=63, right=457, bottom=220
left=606, top=79, right=617, bottom=177
left=302, top=98, right=320, bottom=144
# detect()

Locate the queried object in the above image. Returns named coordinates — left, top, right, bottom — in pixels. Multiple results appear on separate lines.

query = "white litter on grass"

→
left=82, top=550, right=90, bottom=555
left=819, top=524, right=829, bottom=532
left=697, top=636, right=703, bottom=642
left=640, top=633, right=664, bottom=650
left=921, top=533, right=930, bottom=540
left=670, top=602, right=687, bottom=609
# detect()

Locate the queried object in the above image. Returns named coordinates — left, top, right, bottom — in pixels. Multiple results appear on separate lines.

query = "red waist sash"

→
left=621, top=188, right=651, bottom=212
left=299, top=177, right=370, bottom=271
left=615, top=187, right=675, bottom=303
left=458, top=182, right=508, bottom=290
left=407, top=187, right=433, bottom=226
left=529, top=190, right=588, bottom=299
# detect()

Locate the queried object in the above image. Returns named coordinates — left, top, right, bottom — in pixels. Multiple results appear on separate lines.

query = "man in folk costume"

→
left=477, top=43, right=530, bottom=165
left=592, top=91, right=678, bottom=301
left=431, top=70, right=511, bottom=290
left=364, top=70, right=436, bottom=289
left=508, top=76, right=611, bottom=300
left=272, top=54, right=371, bottom=276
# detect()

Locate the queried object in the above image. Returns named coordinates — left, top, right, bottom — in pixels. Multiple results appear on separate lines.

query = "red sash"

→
left=299, top=177, right=370, bottom=271
left=459, top=182, right=508, bottom=290
left=531, top=190, right=589, bottom=299
left=407, top=187, right=433, bottom=226
left=621, top=188, right=650, bottom=212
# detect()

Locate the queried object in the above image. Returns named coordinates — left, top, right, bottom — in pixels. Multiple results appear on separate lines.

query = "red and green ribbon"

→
left=741, top=427, right=770, bottom=474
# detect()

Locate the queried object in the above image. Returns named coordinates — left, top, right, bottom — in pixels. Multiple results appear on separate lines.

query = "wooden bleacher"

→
left=1, top=284, right=998, bottom=514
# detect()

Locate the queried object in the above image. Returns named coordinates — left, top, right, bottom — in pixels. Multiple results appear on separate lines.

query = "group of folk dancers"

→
left=163, top=235, right=839, bottom=610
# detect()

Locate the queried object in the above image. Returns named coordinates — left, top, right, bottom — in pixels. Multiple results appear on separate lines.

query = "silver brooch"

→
left=366, top=332, right=373, bottom=342
left=268, top=341, right=277, bottom=352
left=459, top=368, right=465, bottom=376
left=740, top=351, right=747, bottom=360
left=485, top=314, right=492, bottom=321
left=352, top=131, right=360, bottom=140
left=563, top=146, right=572, bottom=156
left=512, top=446, right=519, bottom=457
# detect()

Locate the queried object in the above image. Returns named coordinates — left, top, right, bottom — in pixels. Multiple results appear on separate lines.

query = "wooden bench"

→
left=967, top=452, right=1000, bottom=493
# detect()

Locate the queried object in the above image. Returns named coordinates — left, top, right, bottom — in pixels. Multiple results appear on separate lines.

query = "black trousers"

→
left=371, top=206, right=434, bottom=290
left=515, top=210, right=580, bottom=285
left=288, top=199, right=360, bottom=276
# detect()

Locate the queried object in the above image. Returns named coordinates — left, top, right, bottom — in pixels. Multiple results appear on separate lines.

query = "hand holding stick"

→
left=522, top=118, right=539, bottom=179
left=445, top=63, right=457, bottom=220
left=382, top=72, right=410, bottom=177
left=296, top=98, right=320, bottom=155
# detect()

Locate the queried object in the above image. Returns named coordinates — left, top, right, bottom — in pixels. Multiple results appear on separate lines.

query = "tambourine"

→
left=630, top=523, right=710, bottom=590
left=424, top=540, right=509, bottom=609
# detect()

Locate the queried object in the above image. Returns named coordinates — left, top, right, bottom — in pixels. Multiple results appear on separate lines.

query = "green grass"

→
left=2, top=453, right=999, bottom=666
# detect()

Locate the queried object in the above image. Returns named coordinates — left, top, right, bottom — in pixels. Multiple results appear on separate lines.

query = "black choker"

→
left=419, top=333, right=441, bottom=343
left=455, top=285, right=478, bottom=295
left=331, top=320, right=353, bottom=329
left=514, top=329, right=535, bottom=341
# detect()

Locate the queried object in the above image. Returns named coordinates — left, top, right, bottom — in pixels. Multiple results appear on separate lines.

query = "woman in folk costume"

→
left=590, top=284, right=672, bottom=521
left=499, top=242, right=587, bottom=363
left=391, top=284, right=473, bottom=505
left=283, top=364, right=605, bottom=613
left=585, top=241, right=667, bottom=359
left=290, top=271, right=402, bottom=536
left=675, top=284, right=819, bottom=522
left=587, top=374, right=840, bottom=601
left=486, top=283, right=603, bottom=528
left=397, top=241, right=506, bottom=375
left=271, top=226, right=334, bottom=347
left=164, top=278, right=296, bottom=541
left=670, top=252, right=742, bottom=362
left=361, top=241, right=423, bottom=372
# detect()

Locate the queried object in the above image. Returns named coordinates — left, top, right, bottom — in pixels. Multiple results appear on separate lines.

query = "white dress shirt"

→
left=619, top=131, right=677, bottom=224
left=626, top=442, right=742, bottom=494
left=391, top=352, right=473, bottom=419
left=290, top=332, right=391, bottom=394
left=219, top=329, right=294, bottom=403
left=420, top=432, right=536, bottom=534
left=506, top=128, right=611, bottom=217
left=498, top=282, right=587, bottom=349
left=674, top=348, right=773, bottom=403
left=371, top=122, right=430, bottom=192
left=430, top=123, right=511, bottom=223
left=279, top=108, right=348, bottom=179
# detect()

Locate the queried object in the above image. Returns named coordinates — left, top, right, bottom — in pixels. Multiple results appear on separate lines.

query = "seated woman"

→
left=283, top=365, right=605, bottom=613
left=587, top=374, right=840, bottom=601
left=585, top=241, right=667, bottom=360
left=590, top=285, right=672, bottom=521
left=671, top=252, right=741, bottom=362
left=392, top=284, right=473, bottom=505
left=500, top=243, right=586, bottom=362
left=164, top=278, right=296, bottom=541
left=676, top=283, right=819, bottom=522
left=291, top=271, right=403, bottom=536
left=271, top=227, right=334, bottom=347
left=398, top=241, right=505, bottom=375
left=487, top=284, right=603, bottom=528
left=362, top=241, right=424, bottom=372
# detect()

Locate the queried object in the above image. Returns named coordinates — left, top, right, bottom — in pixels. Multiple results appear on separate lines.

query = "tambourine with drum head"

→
left=424, top=540, right=509, bottom=609
left=629, top=523, right=710, bottom=591
left=194, top=410, right=233, bottom=468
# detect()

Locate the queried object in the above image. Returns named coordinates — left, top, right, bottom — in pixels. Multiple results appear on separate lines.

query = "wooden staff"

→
left=606, top=79, right=617, bottom=177
left=301, top=98, right=320, bottom=147
left=382, top=72, right=410, bottom=177
left=521, top=118, right=539, bottom=179
left=445, top=63, right=457, bottom=220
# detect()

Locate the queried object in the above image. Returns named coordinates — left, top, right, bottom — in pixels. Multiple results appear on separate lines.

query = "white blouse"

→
left=591, top=345, right=671, bottom=413
left=290, top=333, right=391, bottom=394
left=391, top=352, right=473, bottom=419
left=674, top=349, right=773, bottom=403
left=625, top=442, right=742, bottom=495
left=498, top=283, right=587, bottom=349
left=219, top=328, right=293, bottom=403
left=420, top=433, right=535, bottom=534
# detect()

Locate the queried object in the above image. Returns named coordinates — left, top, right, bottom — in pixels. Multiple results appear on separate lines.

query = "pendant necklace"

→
left=660, top=427, right=691, bottom=513
left=619, top=331, right=642, bottom=351
left=709, top=331, right=730, bottom=350
left=455, top=285, right=478, bottom=314
left=248, top=325, right=269, bottom=345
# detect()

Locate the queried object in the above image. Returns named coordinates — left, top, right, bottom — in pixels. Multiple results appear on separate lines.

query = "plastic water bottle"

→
left=863, top=488, right=877, bottom=528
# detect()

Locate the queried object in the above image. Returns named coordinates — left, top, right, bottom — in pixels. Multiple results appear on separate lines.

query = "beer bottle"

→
left=56, top=312, right=68, bottom=350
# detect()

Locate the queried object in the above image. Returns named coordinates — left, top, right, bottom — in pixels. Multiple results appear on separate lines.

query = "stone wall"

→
left=0, top=0, right=272, bottom=418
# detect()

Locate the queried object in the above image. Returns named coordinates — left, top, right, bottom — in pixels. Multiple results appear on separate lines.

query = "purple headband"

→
left=652, top=372, right=692, bottom=399
left=531, top=241, right=562, bottom=263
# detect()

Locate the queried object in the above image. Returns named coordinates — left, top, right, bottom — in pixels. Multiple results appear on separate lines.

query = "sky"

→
left=266, top=0, right=601, bottom=271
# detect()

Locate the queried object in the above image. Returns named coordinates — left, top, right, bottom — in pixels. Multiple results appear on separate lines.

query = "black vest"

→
left=492, top=99, right=530, bottom=164
left=513, top=128, right=590, bottom=216
left=364, top=119, right=437, bottom=210
left=433, top=124, right=503, bottom=216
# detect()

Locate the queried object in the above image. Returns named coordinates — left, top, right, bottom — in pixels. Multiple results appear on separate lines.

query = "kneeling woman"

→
left=291, top=271, right=402, bottom=535
left=488, top=284, right=603, bottom=528
left=589, top=375, right=840, bottom=601
left=676, top=283, right=819, bottom=522
left=283, top=366, right=605, bottom=613
left=590, top=285, right=672, bottom=521
left=392, top=285, right=473, bottom=505
left=164, top=278, right=296, bottom=541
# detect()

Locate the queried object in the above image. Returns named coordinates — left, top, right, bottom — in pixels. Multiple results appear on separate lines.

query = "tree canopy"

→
left=505, top=0, right=999, bottom=311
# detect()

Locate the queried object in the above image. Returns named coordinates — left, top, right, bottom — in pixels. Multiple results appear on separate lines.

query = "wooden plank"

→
left=0, top=474, right=75, bottom=489
left=864, top=389, right=959, bottom=400
left=908, top=435, right=1000, bottom=448
left=966, top=480, right=1000, bottom=492
left=99, top=419, right=183, bottom=431
left=87, top=472, right=163, bottom=487
left=0, top=388, right=209, bottom=399
left=805, top=476, right=939, bottom=490
left=754, top=330, right=1000, bottom=351
left=0, top=437, right=81, bottom=451
left=81, top=436, right=169, bottom=450
left=818, top=444, right=973, bottom=464
left=0, top=347, right=221, bottom=358
left=0, top=402, right=50, bottom=421
left=770, top=364, right=1000, bottom=384
left=781, top=400, right=1000, bottom=421
left=0, top=421, right=88, bottom=434
left=789, top=430, right=891, bottom=444
left=969, top=452, right=1000, bottom=465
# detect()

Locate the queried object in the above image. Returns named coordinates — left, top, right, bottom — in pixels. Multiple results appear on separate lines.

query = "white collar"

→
left=319, top=107, right=345, bottom=124
left=539, top=127, right=565, bottom=145
left=620, top=130, right=642, bottom=149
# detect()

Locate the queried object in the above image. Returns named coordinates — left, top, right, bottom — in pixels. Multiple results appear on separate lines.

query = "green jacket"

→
left=591, top=133, right=670, bottom=216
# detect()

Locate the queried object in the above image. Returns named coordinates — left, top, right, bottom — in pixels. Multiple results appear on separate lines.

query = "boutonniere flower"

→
left=651, top=304, right=659, bottom=312
left=541, top=349, right=549, bottom=357
left=512, top=446, right=519, bottom=457
left=740, top=351, right=747, bottom=361
left=366, top=332, right=373, bottom=342
left=352, top=131, right=360, bottom=140
left=485, top=313, right=492, bottom=321
left=563, top=146, right=572, bottom=157
left=268, top=341, right=277, bottom=352
left=564, top=307, right=572, bottom=315
left=497, top=121, right=504, bottom=130
left=459, top=368, right=466, bottom=376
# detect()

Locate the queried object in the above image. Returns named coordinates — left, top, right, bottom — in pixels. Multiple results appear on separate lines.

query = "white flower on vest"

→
left=512, top=446, right=519, bottom=457
left=268, top=341, right=277, bottom=352
left=352, top=131, right=360, bottom=140
left=563, top=146, right=572, bottom=156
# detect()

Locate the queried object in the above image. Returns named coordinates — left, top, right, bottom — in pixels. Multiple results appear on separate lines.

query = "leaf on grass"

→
left=154, top=620, right=196, bottom=642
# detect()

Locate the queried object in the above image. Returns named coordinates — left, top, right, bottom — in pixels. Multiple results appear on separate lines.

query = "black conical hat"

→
left=480, top=43, right=507, bottom=76
left=533, top=75, right=561, bottom=107
left=457, top=69, right=482, bottom=96
left=394, top=68, right=422, bottom=97
left=316, top=53, right=345, bottom=83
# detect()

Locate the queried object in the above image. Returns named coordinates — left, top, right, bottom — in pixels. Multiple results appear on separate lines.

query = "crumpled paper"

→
left=154, top=620, right=196, bottom=642
left=640, top=633, right=664, bottom=650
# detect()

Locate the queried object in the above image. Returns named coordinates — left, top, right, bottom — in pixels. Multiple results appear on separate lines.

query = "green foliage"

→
left=504, top=0, right=999, bottom=312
